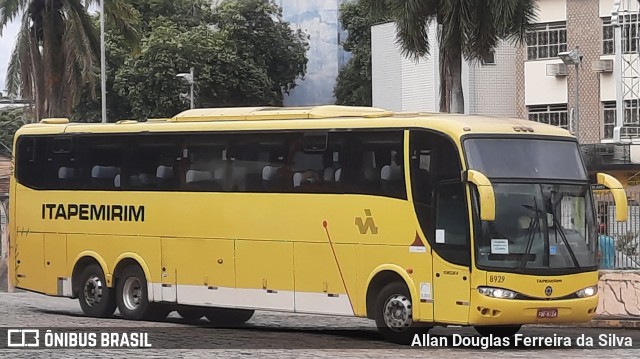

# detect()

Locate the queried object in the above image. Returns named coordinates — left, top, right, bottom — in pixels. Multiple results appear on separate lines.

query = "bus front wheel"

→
left=205, top=308, right=254, bottom=327
left=115, top=265, right=152, bottom=320
left=374, top=282, right=428, bottom=344
left=474, top=325, right=521, bottom=337
left=77, top=264, right=117, bottom=318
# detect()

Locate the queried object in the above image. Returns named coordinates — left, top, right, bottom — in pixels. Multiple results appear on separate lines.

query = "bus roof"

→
left=16, top=105, right=573, bottom=140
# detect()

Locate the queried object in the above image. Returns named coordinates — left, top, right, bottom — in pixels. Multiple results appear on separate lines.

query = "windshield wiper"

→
left=519, top=196, right=541, bottom=270
left=548, top=196, right=581, bottom=269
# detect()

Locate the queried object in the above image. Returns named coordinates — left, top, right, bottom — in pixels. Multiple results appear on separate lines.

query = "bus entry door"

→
left=431, top=182, right=471, bottom=324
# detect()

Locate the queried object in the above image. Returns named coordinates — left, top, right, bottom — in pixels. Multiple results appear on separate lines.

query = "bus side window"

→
left=16, top=136, right=47, bottom=189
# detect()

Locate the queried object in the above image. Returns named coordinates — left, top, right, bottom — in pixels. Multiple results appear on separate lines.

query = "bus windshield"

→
left=464, top=138, right=587, bottom=180
left=475, top=183, right=597, bottom=273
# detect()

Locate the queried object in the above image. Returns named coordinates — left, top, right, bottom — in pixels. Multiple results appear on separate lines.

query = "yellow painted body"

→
left=8, top=106, right=611, bottom=326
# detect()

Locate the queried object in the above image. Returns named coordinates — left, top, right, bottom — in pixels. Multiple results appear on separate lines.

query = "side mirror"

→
left=597, top=173, right=628, bottom=222
left=465, top=170, right=496, bottom=222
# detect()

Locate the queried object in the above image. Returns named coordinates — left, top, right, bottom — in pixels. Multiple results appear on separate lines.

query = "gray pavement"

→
left=0, top=291, right=639, bottom=357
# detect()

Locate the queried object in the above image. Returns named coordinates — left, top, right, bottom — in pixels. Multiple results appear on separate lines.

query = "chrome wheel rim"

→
left=122, top=277, right=142, bottom=311
left=383, top=294, right=413, bottom=332
left=83, top=275, right=103, bottom=307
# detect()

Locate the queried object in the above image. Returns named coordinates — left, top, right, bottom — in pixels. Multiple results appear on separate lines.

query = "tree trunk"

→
left=448, top=47, right=464, bottom=114
left=437, top=26, right=449, bottom=113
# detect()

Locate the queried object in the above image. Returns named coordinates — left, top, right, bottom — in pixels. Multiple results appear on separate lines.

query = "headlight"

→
left=478, top=286, right=517, bottom=299
left=576, top=286, right=598, bottom=298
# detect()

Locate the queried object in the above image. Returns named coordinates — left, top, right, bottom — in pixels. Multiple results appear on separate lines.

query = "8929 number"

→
left=489, top=275, right=505, bottom=283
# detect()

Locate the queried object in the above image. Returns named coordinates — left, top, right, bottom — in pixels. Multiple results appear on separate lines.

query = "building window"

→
left=482, top=50, right=496, bottom=65
left=603, top=15, right=640, bottom=54
left=603, top=102, right=616, bottom=139
left=602, top=100, right=640, bottom=138
left=526, top=22, right=567, bottom=60
left=527, top=104, right=569, bottom=129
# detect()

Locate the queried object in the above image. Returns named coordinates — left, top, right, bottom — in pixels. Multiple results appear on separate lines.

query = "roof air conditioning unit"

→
left=592, top=59, right=614, bottom=73
left=546, top=63, right=568, bottom=77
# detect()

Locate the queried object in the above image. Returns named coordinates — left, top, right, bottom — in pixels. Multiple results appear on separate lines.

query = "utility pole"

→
left=100, top=0, right=107, bottom=123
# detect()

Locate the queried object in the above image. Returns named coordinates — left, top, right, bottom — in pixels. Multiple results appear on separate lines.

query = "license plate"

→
left=537, top=308, right=558, bottom=318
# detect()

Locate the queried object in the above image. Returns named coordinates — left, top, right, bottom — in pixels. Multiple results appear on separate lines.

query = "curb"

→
left=576, top=319, right=640, bottom=329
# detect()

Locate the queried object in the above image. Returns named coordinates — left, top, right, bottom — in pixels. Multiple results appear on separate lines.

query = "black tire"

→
left=205, top=308, right=254, bottom=327
left=115, top=265, right=151, bottom=320
left=374, top=282, right=429, bottom=345
left=474, top=325, right=522, bottom=337
left=177, top=306, right=206, bottom=322
left=77, top=263, right=117, bottom=318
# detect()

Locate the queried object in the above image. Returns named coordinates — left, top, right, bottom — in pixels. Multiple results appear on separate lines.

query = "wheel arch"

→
left=364, top=264, right=419, bottom=319
left=112, top=253, right=155, bottom=302
left=71, top=252, right=110, bottom=297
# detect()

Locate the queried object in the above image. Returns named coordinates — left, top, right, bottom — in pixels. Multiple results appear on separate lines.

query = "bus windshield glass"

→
left=464, top=138, right=587, bottom=180
left=475, top=183, right=597, bottom=272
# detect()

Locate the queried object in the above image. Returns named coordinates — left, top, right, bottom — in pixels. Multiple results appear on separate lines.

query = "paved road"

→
left=0, top=291, right=639, bottom=358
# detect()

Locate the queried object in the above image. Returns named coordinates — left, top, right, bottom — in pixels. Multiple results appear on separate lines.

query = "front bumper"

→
left=468, top=290, right=599, bottom=326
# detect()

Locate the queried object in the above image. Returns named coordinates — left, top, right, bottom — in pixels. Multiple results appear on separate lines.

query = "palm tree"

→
left=363, top=0, right=538, bottom=113
left=1, top=0, right=139, bottom=121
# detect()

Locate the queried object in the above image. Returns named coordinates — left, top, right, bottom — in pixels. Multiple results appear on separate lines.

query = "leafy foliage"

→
left=334, top=0, right=388, bottom=106
left=0, top=106, right=31, bottom=155
left=73, top=0, right=309, bottom=121
left=1, top=0, right=139, bottom=121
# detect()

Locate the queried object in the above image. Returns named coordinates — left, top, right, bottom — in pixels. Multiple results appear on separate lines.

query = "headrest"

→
left=262, top=165, right=279, bottom=181
left=58, top=167, right=75, bottom=179
left=138, top=173, right=153, bottom=185
left=114, top=174, right=121, bottom=188
left=156, top=166, right=173, bottom=179
left=293, top=172, right=303, bottom=187
left=186, top=170, right=213, bottom=183
left=92, top=165, right=119, bottom=179
left=213, top=167, right=226, bottom=181
left=381, top=165, right=403, bottom=181
left=323, top=167, right=335, bottom=182
left=335, top=168, right=342, bottom=182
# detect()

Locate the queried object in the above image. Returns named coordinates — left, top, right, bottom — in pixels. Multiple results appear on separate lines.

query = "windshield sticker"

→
left=435, top=229, right=445, bottom=243
left=491, top=239, right=509, bottom=254
left=550, top=245, right=557, bottom=255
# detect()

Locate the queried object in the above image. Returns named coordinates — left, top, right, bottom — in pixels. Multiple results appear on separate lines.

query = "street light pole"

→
left=100, top=0, right=107, bottom=123
left=190, top=67, right=194, bottom=109
left=558, top=47, right=583, bottom=143
left=575, top=50, right=580, bottom=144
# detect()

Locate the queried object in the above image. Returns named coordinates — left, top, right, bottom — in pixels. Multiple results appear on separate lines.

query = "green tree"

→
left=363, top=0, right=537, bottom=113
left=74, top=0, right=309, bottom=121
left=1, top=0, right=139, bottom=121
left=0, top=106, right=31, bottom=155
left=115, top=21, right=278, bottom=119
left=214, top=0, right=309, bottom=103
left=334, top=0, right=388, bottom=106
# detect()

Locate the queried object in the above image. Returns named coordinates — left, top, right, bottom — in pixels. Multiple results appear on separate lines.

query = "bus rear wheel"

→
left=205, top=308, right=254, bottom=327
left=115, top=265, right=152, bottom=320
left=374, top=282, right=428, bottom=345
left=474, top=325, right=521, bottom=337
left=77, top=264, right=116, bottom=318
left=177, top=306, right=206, bottom=322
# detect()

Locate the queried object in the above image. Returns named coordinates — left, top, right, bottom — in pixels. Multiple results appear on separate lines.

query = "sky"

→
left=0, top=19, right=19, bottom=96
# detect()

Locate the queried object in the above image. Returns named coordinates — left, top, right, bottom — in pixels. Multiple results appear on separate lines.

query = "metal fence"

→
left=594, top=190, right=640, bottom=269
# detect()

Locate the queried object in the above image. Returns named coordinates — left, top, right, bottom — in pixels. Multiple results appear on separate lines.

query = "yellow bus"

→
left=9, top=105, right=628, bottom=344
